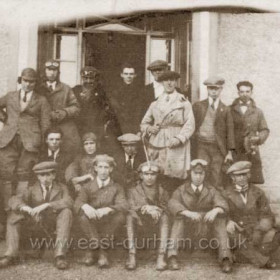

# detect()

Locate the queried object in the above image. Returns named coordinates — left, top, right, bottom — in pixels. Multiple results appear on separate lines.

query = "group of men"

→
left=0, top=58, right=278, bottom=273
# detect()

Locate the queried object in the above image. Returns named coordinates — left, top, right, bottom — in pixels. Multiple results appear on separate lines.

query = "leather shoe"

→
left=156, top=254, right=167, bottom=271
left=125, top=253, right=136, bottom=270
left=168, top=256, right=180, bottom=270
left=81, top=251, right=95, bottom=266
left=55, top=256, right=68, bottom=270
left=98, top=250, right=109, bottom=268
left=221, top=258, right=232, bottom=273
left=264, top=259, right=277, bottom=269
left=0, top=256, right=14, bottom=268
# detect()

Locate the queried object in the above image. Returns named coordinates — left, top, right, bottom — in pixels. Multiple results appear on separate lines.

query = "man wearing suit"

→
left=126, top=161, right=169, bottom=271
left=224, top=161, right=280, bottom=269
left=230, top=81, right=269, bottom=184
left=0, top=68, right=51, bottom=212
left=167, top=159, right=232, bottom=273
left=0, top=161, right=73, bottom=270
left=74, top=154, right=128, bottom=268
left=114, top=133, right=145, bottom=190
left=40, top=126, right=72, bottom=184
left=192, top=77, right=235, bottom=189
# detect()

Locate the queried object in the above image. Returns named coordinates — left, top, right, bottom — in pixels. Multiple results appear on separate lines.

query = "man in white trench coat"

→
left=141, top=71, right=195, bottom=193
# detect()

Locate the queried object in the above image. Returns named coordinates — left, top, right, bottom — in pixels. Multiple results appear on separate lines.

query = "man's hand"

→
left=82, top=204, right=98, bottom=220
left=21, top=206, right=33, bottom=215
left=72, top=174, right=94, bottom=185
left=250, top=136, right=260, bottom=145
left=147, top=125, right=160, bottom=135
left=204, top=207, right=224, bottom=223
left=73, top=183, right=82, bottom=192
left=51, top=110, right=67, bottom=122
left=180, top=210, right=202, bottom=221
left=141, top=205, right=162, bottom=222
left=226, top=220, right=238, bottom=234
left=30, top=203, right=50, bottom=217
left=95, top=207, right=114, bottom=220
left=224, top=151, right=233, bottom=163
left=169, top=138, right=181, bottom=148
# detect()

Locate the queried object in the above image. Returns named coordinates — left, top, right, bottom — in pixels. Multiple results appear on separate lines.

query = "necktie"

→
left=126, top=156, right=133, bottom=170
left=195, top=187, right=201, bottom=198
left=23, top=92, right=28, bottom=102
left=45, top=186, right=51, bottom=202
left=49, top=151, right=55, bottom=161
left=48, top=84, right=53, bottom=92
left=211, top=102, right=215, bottom=111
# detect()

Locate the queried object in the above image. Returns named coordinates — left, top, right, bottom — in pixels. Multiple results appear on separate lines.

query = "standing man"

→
left=224, top=161, right=280, bottom=269
left=72, top=66, right=119, bottom=143
left=230, top=81, right=269, bottom=184
left=109, top=63, right=143, bottom=135
left=192, top=76, right=235, bottom=189
left=167, top=159, right=232, bottom=273
left=0, top=161, right=73, bottom=270
left=0, top=68, right=51, bottom=212
left=141, top=71, right=195, bottom=192
left=39, top=59, right=81, bottom=159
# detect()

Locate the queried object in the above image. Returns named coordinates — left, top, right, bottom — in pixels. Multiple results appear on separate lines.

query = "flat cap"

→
left=82, top=132, right=97, bottom=142
left=33, top=161, right=57, bottom=174
left=92, top=154, right=116, bottom=167
left=81, top=66, right=100, bottom=78
left=203, top=76, right=225, bottom=87
left=158, top=71, right=180, bottom=82
left=190, top=159, right=208, bottom=171
left=138, top=161, right=162, bottom=173
left=45, top=59, right=60, bottom=69
left=147, top=60, right=168, bottom=71
left=226, top=161, right=252, bottom=175
left=117, top=133, right=141, bottom=145
left=21, top=68, right=37, bottom=81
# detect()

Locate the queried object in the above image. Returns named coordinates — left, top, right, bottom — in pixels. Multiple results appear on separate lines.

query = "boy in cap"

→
left=114, top=133, right=144, bottom=190
left=38, top=59, right=81, bottom=160
left=230, top=81, right=269, bottom=184
left=192, top=76, right=235, bottom=189
left=74, top=154, right=128, bottom=268
left=141, top=71, right=195, bottom=191
left=0, top=68, right=51, bottom=216
left=0, top=161, right=73, bottom=270
left=224, top=161, right=280, bottom=269
left=167, top=159, right=232, bottom=273
left=126, top=161, right=169, bottom=271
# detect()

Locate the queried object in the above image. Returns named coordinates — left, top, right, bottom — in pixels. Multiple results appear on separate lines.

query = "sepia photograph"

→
left=0, top=0, right=280, bottom=279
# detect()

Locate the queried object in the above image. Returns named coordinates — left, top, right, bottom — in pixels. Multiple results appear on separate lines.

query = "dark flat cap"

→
left=81, top=66, right=99, bottom=78
left=21, top=68, right=37, bottom=81
left=33, top=161, right=57, bottom=174
left=158, top=71, right=180, bottom=82
left=203, top=76, right=225, bottom=87
left=147, top=60, right=168, bottom=71
left=226, top=161, right=252, bottom=175
left=45, top=59, right=60, bottom=69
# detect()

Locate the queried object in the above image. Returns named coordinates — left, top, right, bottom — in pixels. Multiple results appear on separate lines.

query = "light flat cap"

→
left=92, top=154, right=116, bottom=167
left=147, top=60, right=168, bottom=71
left=117, top=133, right=141, bottom=145
left=226, top=161, right=252, bottom=175
left=33, top=161, right=57, bottom=174
left=138, top=161, right=162, bottom=173
left=203, top=76, right=225, bottom=87
left=158, top=71, right=180, bottom=82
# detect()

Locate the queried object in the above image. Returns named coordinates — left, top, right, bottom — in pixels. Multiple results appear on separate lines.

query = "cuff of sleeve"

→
left=175, top=135, right=186, bottom=144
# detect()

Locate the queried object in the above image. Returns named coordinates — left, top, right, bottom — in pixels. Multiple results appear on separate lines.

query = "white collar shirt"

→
left=153, top=81, right=164, bottom=99
left=48, top=149, right=60, bottom=161
left=97, top=177, right=110, bottom=189
left=208, top=97, right=220, bottom=110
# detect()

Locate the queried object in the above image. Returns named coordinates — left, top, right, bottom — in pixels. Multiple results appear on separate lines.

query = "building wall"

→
left=216, top=13, right=280, bottom=213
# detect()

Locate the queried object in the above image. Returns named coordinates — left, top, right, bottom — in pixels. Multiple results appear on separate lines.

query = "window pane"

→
left=59, top=35, right=77, bottom=61
left=60, top=62, right=77, bottom=87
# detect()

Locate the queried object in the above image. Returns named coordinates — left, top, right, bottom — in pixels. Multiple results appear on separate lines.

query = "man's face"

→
left=46, top=133, right=62, bottom=152
left=122, top=144, right=138, bottom=156
left=82, top=76, right=97, bottom=89
left=231, top=172, right=250, bottom=187
left=141, top=172, right=158, bottom=186
left=191, top=169, right=206, bottom=186
left=238, top=85, right=253, bottom=103
left=45, top=68, right=59, bottom=82
left=151, top=68, right=166, bottom=82
left=37, top=172, right=56, bottom=187
left=21, top=78, right=36, bottom=93
left=120, top=68, right=136, bottom=85
left=163, top=79, right=176, bottom=94
left=207, top=86, right=223, bottom=100
left=94, top=161, right=112, bottom=181
left=83, top=140, right=96, bottom=155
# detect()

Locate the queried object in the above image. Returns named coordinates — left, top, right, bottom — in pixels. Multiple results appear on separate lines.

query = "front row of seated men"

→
left=0, top=157, right=279, bottom=273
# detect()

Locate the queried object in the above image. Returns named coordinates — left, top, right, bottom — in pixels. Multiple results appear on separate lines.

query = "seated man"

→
left=224, top=161, right=280, bottom=269
left=74, top=154, right=128, bottom=268
left=126, top=161, right=169, bottom=271
left=114, top=133, right=145, bottom=190
left=0, top=161, right=73, bottom=270
left=167, top=159, right=232, bottom=273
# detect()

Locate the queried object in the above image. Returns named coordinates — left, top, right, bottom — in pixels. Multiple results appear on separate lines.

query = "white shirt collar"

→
left=40, top=183, right=53, bottom=200
left=47, top=81, right=57, bottom=90
left=153, top=81, right=164, bottom=99
left=97, top=177, right=110, bottom=189
left=48, top=149, right=60, bottom=161
left=20, top=90, right=33, bottom=100
left=208, top=97, right=220, bottom=110
left=191, top=184, right=203, bottom=192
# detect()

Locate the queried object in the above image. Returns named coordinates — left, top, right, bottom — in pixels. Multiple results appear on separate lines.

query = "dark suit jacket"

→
left=74, top=178, right=128, bottom=214
left=192, top=99, right=235, bottom=157
left=168, top=181, right=229, bottom=216
left=0, top=90, right=51, bottom=152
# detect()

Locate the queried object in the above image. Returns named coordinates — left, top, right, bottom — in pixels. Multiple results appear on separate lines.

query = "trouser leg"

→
left=167, top=218, right=185, bottom=258
left=126, top=214, right=136, bottom=254
left=158, top=213, right=169, bottom=255
left=210, top=145, right=224, bottom=189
